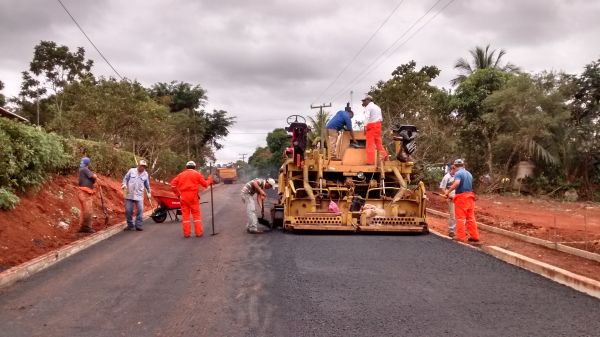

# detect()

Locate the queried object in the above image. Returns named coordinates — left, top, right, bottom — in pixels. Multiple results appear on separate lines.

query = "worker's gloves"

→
left=207, top=175, right=214, bottom=185
left=121, top=185, right=127, bottom=197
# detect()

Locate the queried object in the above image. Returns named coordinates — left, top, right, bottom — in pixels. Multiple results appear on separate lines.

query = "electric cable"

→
left=311, top=0, right=407, bottom=104
left=56, top=0, right=124, bottom=79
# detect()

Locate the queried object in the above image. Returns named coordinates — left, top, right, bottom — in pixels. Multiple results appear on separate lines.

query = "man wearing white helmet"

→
left=170, top=160, right=213, bottom=238
left=240, top=177, right=276, bottom=233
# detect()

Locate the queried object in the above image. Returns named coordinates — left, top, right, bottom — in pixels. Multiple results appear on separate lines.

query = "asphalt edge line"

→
left=0, top=185, right=221, bottom=290
left=427, top=208, right=600, bottom=263
left=482, top=246, right=600, bottom=300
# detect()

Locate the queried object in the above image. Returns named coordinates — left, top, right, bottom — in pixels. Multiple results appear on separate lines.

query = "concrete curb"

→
left=482, top=246, right=600, bottom=300
left=427, top=208, right=600, bottom=263
left=0, top=185, right=222, bottom=290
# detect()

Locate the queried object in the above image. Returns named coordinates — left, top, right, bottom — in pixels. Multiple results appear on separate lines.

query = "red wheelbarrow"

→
left=150, top=194, right=182, bottom=223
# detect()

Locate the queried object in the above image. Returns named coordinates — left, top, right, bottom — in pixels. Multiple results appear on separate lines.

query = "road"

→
left=1, top=183, right=599, bottom=337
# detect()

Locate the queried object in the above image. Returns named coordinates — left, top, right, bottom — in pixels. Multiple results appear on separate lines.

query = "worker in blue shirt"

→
left=326, top=105, right=358, bottom=160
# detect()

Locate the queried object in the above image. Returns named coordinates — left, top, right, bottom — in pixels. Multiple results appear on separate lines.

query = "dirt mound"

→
left=0, top=174, right=175, bottom=270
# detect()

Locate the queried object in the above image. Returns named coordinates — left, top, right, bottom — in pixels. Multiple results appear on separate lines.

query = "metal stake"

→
left=209, top=162, right=217, bottom=236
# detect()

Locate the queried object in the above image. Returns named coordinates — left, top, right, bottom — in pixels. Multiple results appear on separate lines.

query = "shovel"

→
left=98, top=185, right=109, bottom=226
left=257, top=197, right=271, bottom=228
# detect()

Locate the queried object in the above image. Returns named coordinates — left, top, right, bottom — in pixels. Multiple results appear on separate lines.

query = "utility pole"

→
left=310, top=103, right=331, bottom=150
left=239, top=153, right=248, bottom=162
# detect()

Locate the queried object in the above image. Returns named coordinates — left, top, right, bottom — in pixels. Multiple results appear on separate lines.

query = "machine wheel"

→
left=151, top=208, right=168, bottom=223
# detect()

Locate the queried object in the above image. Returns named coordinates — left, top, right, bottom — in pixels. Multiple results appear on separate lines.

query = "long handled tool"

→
left=432, top=191, right=453, bottom=200
left=209, top=162, right=217, bottom=236
left=98, top=185, right=109, bottom=226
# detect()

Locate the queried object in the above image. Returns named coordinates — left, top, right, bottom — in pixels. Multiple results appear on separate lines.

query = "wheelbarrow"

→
left=151, top=194, right=182, bottom=223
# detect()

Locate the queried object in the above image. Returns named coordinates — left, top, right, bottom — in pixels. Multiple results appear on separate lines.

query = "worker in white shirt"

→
left=361, top=95, right=388, bottom=165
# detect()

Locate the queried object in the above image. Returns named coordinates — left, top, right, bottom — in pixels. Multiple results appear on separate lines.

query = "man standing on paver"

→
left=361, top=95, right=388, bottom=165
left=170, top=161, right=213, bottom=238
left=443, top=159, right=480, bottom=243
left=241, top=177, right=276, bottom=233
left=326, top=105, right=358, bottom=160
left=77, top=156, right=98, bottom=233
left=122, top=160, right=151, bottom=231
left=439, top=163, right=457, bottom=238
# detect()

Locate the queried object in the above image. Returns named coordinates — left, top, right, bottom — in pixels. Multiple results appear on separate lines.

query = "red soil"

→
left=427, top=193, right=600, bottom=254
left=0, top=174, right=175, bottom=270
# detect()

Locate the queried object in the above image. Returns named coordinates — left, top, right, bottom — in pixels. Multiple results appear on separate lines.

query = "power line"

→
left=336, top=0, right=455, bottom=98
left=312, top=0, right=406, bottom=104
left=56, top=0, right=123, bottom=80
left=330, top=0, right=449, bottom=101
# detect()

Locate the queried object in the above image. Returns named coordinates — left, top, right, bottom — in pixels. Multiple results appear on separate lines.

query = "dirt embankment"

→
left=0, top=174, right=175, bottom=270
left=427, top=193, right=600, bottom=252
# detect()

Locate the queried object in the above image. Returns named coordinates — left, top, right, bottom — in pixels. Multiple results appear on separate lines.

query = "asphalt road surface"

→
left=1, top=183, right=599, bottom=337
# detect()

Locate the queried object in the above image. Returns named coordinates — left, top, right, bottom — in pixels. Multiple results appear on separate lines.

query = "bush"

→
left=62, top=138, right=136, bottom=178
left=0, top=118, right=71, bottom=192
left=0, top=187, right=19, bottom=210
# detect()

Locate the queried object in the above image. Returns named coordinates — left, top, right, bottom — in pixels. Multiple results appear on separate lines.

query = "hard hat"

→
left=267, top=178, right=276, bottom=189
left=361, top=94, right=373, bottom=101
left=139, top=159, right=148, bottom=167
left=186, top=160, right=196, bottom=168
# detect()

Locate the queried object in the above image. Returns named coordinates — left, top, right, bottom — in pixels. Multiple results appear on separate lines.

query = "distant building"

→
left=0, top=106, right=29, bottom=123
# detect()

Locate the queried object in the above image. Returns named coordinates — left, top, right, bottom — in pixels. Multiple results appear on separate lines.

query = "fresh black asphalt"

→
left=0, top=183, right=598, bottom=337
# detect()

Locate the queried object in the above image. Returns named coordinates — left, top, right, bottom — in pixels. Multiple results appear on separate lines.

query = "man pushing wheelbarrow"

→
left=170, top=161, right=213, bottom=238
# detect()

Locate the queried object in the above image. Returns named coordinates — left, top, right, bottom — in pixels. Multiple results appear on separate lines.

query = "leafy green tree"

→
left=199, top=109, right=235, bottom=150
left=248, top=146, right=275, bottom=177
left=0, top=80, right=5, bottom=106
left=452, top=44, right=519, bottom=86
left=569, top=58, right=600, bottom=197
left=483, top=74, right=568, bottom=172
left=307, top=109, right=330, bottom=146
left=148, top=81, right=207, bottom=113
left=452, top=68, right=513, bottom=176
left=19, top=41, right=94, bottom=125
left=266, top=128, right=290, bottom=167
left=369, top=61, right=456, bottom=164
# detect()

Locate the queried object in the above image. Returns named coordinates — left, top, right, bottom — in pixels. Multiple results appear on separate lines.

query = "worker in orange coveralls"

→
left=443, top=159, right=480, bottom=243
left=170, top=161, right=213, bottom=238
left=361, top=94, right=388, bottom=165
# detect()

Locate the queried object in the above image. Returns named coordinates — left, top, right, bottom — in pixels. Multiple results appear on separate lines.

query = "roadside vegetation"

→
left=0, top=41, right=235, bottom=209
left=249, top=45, right=599, bottom=201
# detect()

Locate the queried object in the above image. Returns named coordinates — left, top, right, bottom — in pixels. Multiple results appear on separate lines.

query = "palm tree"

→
left=451, top=44, right=520, bottom=86
left=307, top=109, right=330, bottom=147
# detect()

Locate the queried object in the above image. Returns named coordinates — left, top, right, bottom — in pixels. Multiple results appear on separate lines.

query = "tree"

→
left=148, top=81, right=207, bottom=113
left=307, top=109, right=330, bottom=146
left=0, top=80, right=5, bottom=106
left=451, top=44, right=519, bottom=86
left=369, top=61, right=456, bottom=165
left=453, top=68, right=513, bottom=177
left=19, top=41, right=94, bottom=125
left=568, top=58, right=600, bottom=197
left=248, top=147, right=275, bottom=177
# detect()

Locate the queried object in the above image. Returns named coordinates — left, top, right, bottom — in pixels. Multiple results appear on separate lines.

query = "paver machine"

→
left=270, top=114, right=428, bottom=233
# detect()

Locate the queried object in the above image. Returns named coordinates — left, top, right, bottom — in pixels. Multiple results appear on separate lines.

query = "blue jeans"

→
left=125, top=199, right=144, bottom=228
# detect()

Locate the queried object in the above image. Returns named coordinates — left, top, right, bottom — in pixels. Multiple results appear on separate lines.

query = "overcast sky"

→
left=1, top=0, right=599, bottom=164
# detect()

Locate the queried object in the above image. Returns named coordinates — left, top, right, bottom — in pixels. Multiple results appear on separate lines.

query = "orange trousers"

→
left=454, top=192, right=479, bottom=241
left=365, top=121, right=387, bottom=164
left=77, top=188, right=94, bottom=230
left=180, top=191, right=203, bottom=237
